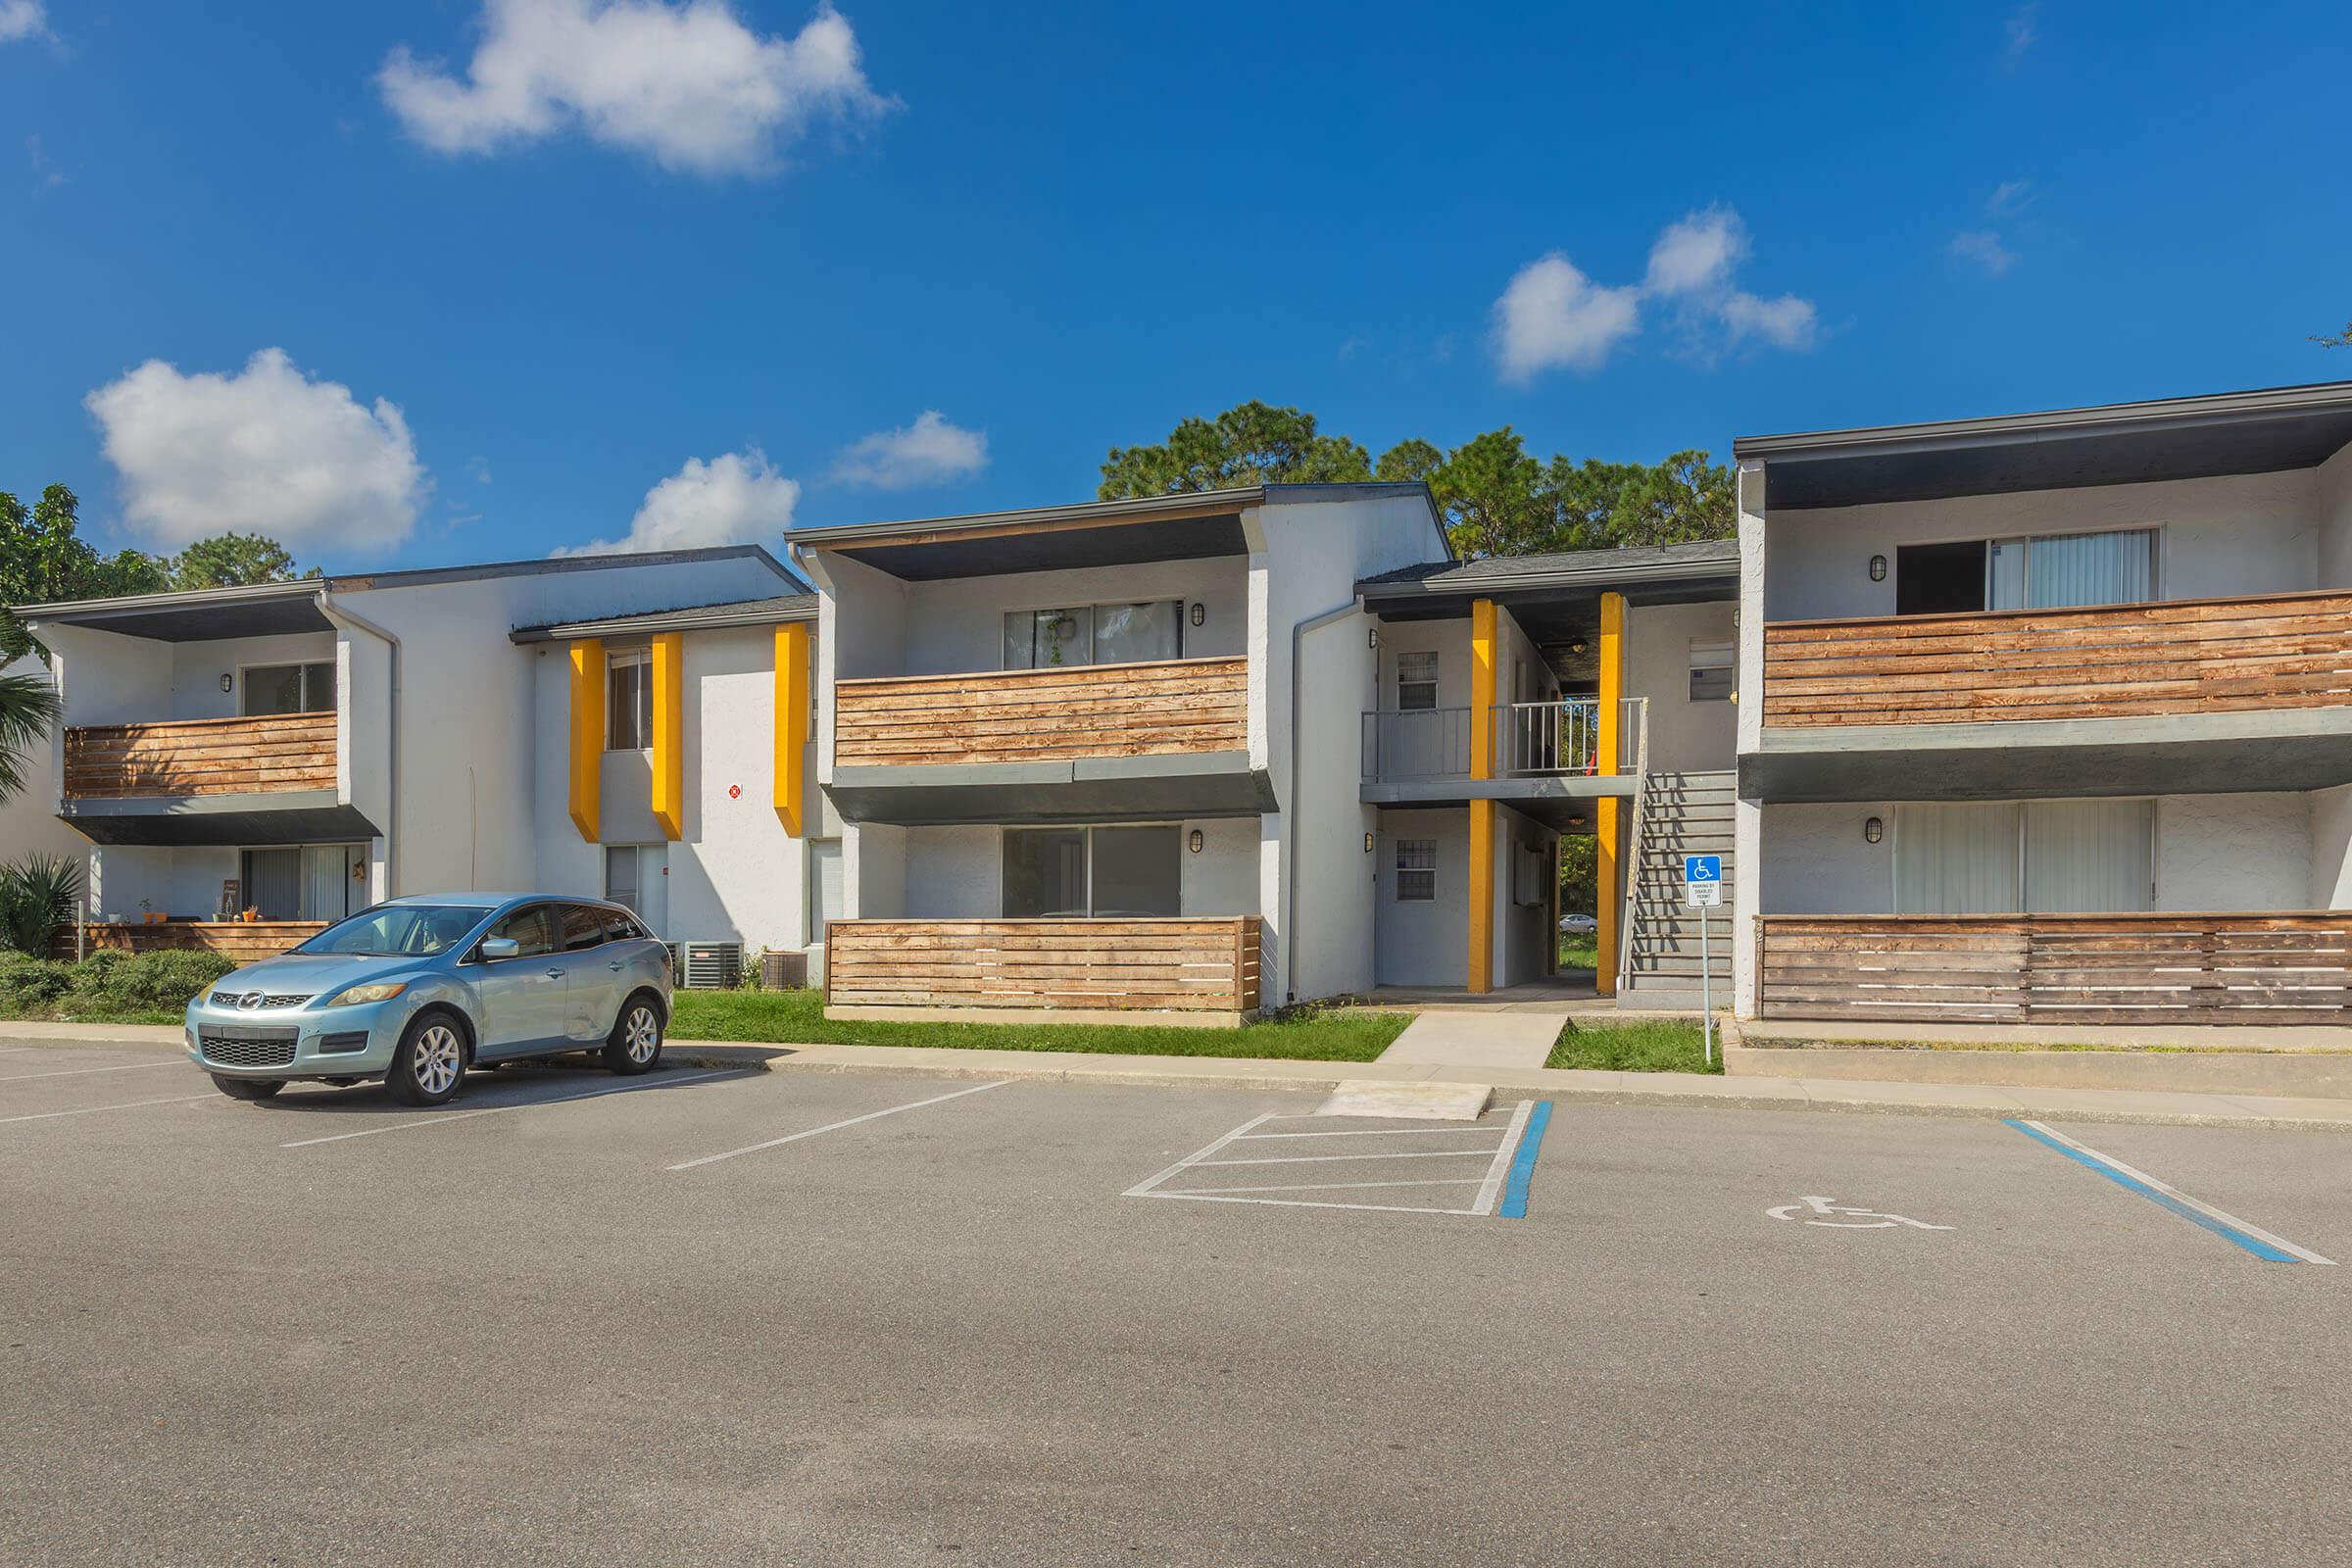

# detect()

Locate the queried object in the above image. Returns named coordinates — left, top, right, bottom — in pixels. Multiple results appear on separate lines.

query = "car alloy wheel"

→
left=622, top=1004, right=660, bottom=1065
left=412, top=1023, right=464, bottom=1098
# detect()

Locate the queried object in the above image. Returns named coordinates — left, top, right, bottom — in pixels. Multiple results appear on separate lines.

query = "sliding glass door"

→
left=1002, top=826, right=1181, bottom=917
left=1893, top=801, right=2154, bottom=914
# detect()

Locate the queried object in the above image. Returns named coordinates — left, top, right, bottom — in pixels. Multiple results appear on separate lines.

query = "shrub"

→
left=0, top=953, right=74, bottom=1012
left=0, top=854, right=82, bottom=958
left=63, top=949, right=236, bottom=1014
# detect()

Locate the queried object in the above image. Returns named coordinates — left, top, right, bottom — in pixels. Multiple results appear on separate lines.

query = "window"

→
left=236, top=844, right=364, bottom=921
left=486, top=905, right=558, bottom=959
left=604, top=844, right=666, bottom=935
left=1894, top=800, right=2153, bottom=914
left=1396, top=838, right=1436, bottom=902
left=808, top=838, right=843, bottom=942
left=243, top=661, right=335, bottom=717
left=296, top=905, right=485, bottom=957
left=1001, top=602, right=1182, bottom=670
left=1396, top=652, right=1439, bottom=711
left=559, top=905, right=609, bottom=952
left=1002, top=825, right=1182, bottom=918
left=1689, top=640, right=1734, bottom=702
left=602, top=907, right=648, bottom=944
left=1896, top=529, right=2157, bottom=616
left=607, top=649, right=652, bottom=750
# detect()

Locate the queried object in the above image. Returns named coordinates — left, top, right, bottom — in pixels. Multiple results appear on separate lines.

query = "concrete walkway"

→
left=1373, top=1010, right=1563, bottom=1070
left=9, top=1021, right=2350, bottom=1132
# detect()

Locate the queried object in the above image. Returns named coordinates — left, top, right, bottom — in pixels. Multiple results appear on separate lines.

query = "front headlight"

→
left=322, top=980, right=410, bottom=1007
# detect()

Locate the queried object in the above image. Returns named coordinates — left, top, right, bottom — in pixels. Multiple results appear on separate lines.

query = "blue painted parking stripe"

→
left=1497, top=1101, right=1553, bottom=1219
left=2004, top=1119, right=2333, bottom=1265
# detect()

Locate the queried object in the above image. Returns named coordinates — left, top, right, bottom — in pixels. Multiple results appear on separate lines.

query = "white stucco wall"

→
left=1374, top=807, right=1468, bottom=989
left=897, top=558, right=1247, bottom=676
left=1762, top=468, right=2325, bottom=622
left=2310, top=784, right=2352, bottom=908
left=2319, top=441, right=2352, bottom=589
left=1623, top=600, right=1737, bottom=774
left=1757, top=802, right=1895, bottom=915
left=892, top=818, right=1262, bottom=921
left=0, top=656, right=87, bottom=871
left=1494, top=804, right=1555, bottom=988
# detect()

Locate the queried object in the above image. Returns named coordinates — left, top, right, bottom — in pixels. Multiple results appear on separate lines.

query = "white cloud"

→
left=83, top=349, right=426, bottom=553
left=1986, top=178, right=2033, bottom=216
left=1492, top=255, right=1644, bottom=382
left=828, top=411, right=988, bottom=490
left=560, top=449, right=799, bottom=555
left=0, top=2, right=45, bottom=43
left=2003, top=3, right=2037, bottom=65
left=1950, top=229, right=2018, bottom=277
left=1719, top=291, right=1819, bottom=349
left=378, top=0, right=891, bottom=176
left=1644, top=207, right=1747, bottom=297
left=1494, top=205, right=1816, bottom=380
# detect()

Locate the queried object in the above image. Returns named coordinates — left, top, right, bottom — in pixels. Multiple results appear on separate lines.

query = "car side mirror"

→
left=478, top=936, right=520, bottom=961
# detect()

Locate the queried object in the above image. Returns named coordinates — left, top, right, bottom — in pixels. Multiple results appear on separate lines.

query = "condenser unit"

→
left=677, top=941, right=744, bottom=991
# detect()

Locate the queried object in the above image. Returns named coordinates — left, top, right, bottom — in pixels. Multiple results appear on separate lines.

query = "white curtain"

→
left=300, top=845, right=356, bottom=921
left=1987, top=528, right=2155, bottom=611
left=1894, top=803, right=2021, bottom=914
left=2024, top=800, right=2154, bottom=912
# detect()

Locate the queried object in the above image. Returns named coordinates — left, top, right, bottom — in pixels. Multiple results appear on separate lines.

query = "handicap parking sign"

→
left=1683, top=855, right=1722, bottom=884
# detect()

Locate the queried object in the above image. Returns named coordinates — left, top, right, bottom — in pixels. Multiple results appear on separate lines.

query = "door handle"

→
left=545, top=968, right=564, bottom=979
left=607, top=961, right=624, bottom=971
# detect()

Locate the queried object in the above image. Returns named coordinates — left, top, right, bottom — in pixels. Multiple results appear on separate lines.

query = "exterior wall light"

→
left=1188, top=829, right=1204, bottom=854
left=1869, top=555, right=1887, bottom=582
left=1368, top=626, right=1381, bottom=650
left=1190, top=602, right=1204, bottom=628
left=1364, top=832, right=1376, bottom=854
left=219, top=673, right=233, bottom=694
left=1864, top=815, right=1885, bottom=844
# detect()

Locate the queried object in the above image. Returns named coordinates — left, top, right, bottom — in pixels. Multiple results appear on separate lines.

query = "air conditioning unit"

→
left=678, top=941, right=743, bottom=991
left=759, top=949, right=809, bottom=990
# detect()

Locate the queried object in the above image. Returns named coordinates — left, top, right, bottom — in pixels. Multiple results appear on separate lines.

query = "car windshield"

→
left=294, top=905, right=487, bottom=957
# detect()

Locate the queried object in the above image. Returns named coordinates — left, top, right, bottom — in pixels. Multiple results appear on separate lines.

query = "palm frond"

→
left=0, top=671, right=61, bottom=803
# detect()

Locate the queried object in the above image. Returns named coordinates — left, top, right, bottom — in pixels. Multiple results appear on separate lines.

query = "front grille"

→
left=199, top=1027, right=299, bottom=1068
left=212, top=992, right=313, bottom=1009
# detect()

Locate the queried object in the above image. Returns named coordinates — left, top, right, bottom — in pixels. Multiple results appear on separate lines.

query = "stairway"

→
left=1617, top=769, right=1737, bottom=1010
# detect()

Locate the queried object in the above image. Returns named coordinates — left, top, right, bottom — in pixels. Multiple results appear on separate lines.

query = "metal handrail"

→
left=1360, top=707, right=1471, bottom=780
left=1615, top=697, right=1650, bottom=997
left=1490, top=698, right=1601, bottom=776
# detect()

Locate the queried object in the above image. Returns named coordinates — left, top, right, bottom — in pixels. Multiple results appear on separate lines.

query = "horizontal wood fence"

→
left=63, top=712, right=338, bottom=799
left=825, top=917, right=1261, bottom=1015
left=1761, top=590, right=2352, bottom=727
left=53, top=921, right=326, bottom=963
left=1758, top=913, right=2352, bottom=1026
left=834, top=658, right=1249, bottom=766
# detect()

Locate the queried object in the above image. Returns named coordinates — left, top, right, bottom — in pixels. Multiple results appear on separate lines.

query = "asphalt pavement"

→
left=2, top=1037, right=2346, bottom=1565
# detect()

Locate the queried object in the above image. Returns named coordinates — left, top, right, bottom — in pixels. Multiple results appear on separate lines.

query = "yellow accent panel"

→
left=566, top=638, right=603, bottom=843
left=774, top=622, right=809, bottom=838
left=651, top=631, right=684, bottom=842
left=1467, top=800, right=1494, bottom=994
left=1594, top=592, right=1626, bottom=996
left=1469, top=599, right=1497, bottom=781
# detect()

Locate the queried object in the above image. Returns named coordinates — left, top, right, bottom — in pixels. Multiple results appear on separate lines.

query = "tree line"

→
left=1099, top=400, right=1735, bottom=559
left=0, top=485, right=312, bottom=664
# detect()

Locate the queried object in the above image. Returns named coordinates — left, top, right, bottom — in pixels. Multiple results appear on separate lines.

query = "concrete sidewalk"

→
left=1374, top=1010, right=1562, bottom=1070
left=8, top=1020, right=2349, bottom=1132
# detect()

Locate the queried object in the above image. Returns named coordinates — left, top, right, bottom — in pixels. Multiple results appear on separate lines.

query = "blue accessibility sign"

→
left=1683, top=854, right=1723, bottom=883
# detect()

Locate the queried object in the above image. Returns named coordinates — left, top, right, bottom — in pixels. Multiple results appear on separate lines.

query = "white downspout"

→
left=315, top=591, right=402, bottom=899
left=1282, top=598, right=1362, bottom=1004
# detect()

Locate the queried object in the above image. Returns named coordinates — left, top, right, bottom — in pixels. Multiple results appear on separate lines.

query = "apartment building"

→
left=1734, top=381, right=2352, bottom=1028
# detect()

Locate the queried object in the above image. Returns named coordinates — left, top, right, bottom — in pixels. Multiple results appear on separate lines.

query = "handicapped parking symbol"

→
left=1767, top=1195, right=1952, bottom=1231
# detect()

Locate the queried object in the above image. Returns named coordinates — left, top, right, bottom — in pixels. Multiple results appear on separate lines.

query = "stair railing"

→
left=1614, top=697, right=1650, bottom=998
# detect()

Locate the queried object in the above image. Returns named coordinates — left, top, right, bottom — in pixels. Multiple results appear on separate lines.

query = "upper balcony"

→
left=837, top=657, right=1248, bottom=767
left=64, top=711, right=339, bottom=801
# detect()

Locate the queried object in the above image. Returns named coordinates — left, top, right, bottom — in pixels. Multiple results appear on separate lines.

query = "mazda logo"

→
left=237, top=993, right=262, bottom=1010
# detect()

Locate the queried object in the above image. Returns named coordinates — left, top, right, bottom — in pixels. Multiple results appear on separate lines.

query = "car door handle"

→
left=606, top=959, right=625, bottom=971
left=545, top=967, right=565, bottom=979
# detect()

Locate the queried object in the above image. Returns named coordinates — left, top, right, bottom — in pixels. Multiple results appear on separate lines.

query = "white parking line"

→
left=0, top=1092, right=218, bottom=1126
left=1472, top=1100, right=1537, bottom=1216
left=1127, top=1103, right=1537, bottom=1217
left=281, top=1069, right=745, bottom=1149
left=0, top=1059, right=186, bottom=1083
left=1193, top=1148, right=1506, bottom=1168
left=666, top=1080, right=1010, bottom=1171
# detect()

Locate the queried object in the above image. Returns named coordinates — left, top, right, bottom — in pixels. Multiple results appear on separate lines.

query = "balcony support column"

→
left=774, top=622, right=810, bottom=838
left=1595, top=591, right=1626, bottom=997
left=566, top=638, right=603, bottom=843
left=651, top=631, right=684, bottom=842
left=1468, top=599, right=1497, bottom=994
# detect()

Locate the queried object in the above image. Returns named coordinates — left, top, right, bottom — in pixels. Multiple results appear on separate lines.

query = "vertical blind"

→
left=1894, top=800, right=2153, bottom=914
left=1985, top=528, right=2156, bottom=612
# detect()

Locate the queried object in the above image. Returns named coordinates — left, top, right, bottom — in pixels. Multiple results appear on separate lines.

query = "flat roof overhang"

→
left=795, top=490, right=1260, bottom=583
left=60, top=793, right=379, bottom=847
left=1363, top=775, right=1633, bottom=832
left=825, top=753, right=1273, bottom=826
left=1358, top=542, right=1740, bottom=644
left=1736, top=381, right=2352, bottom=511
left=22, top=581, right=332, bottom=642
left=1741, top=709, right=2352, bottom=804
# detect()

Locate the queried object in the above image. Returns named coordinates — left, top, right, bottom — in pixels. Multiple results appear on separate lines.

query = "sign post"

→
left=1682, top=855, right=1723, bottom=1065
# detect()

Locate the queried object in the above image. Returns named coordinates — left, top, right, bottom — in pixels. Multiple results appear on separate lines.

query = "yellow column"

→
left=1594, top=592, right=1626, bottom=997
left=651, top=631, right=684, bottom=842
left=566, top=638, right=603, bottom=843
left=1467, top=599, right=1497, bottom=994
left=773, top=621, right=809, bottom=837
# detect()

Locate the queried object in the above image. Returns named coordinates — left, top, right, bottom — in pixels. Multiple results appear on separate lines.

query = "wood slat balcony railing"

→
left=1761, top=589, right=2352, bottom=728
left=53, top=921, right=327, bottom=963
left=62, top=712, right=338, bottom=800
left=1758, top=913, right=2352, bottom=1026
left=833, top=658, right=1249, bottom=767
left=825, top=917, right=1261, bottom=1015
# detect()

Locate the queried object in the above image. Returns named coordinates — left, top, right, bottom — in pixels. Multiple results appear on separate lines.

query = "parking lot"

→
left=4, top=1035, right=2350, bottom=1566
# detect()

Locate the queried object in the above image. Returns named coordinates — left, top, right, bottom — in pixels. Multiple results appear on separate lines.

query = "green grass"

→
left=668, top=987, right=1410, bottom=1061
left=1557, top=937, right=1598, bottom=971
left=1544, top=1017, right=1722, bottom=1074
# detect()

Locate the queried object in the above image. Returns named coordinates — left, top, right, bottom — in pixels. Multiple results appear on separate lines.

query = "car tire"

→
left=388, top=1011, right=469, bottom=1106
left=603, top=994, right=664, bottom=1075
left=211, top=1074, right=284, bottom=1102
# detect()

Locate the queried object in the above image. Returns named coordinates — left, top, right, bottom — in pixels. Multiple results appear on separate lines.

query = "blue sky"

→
left=2, top=0, right=2349, bottom=570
